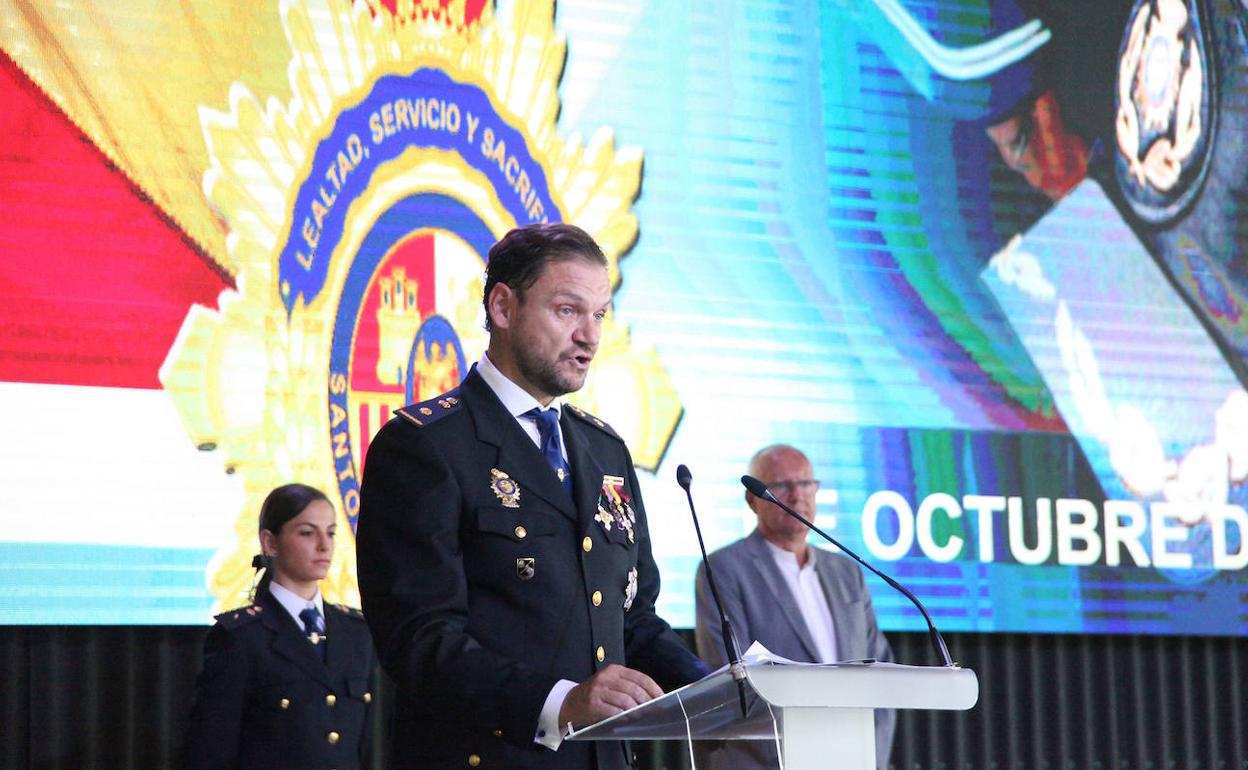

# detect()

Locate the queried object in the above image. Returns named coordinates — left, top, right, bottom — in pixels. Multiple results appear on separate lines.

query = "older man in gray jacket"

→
left=694, top=444, right=895, bottom=770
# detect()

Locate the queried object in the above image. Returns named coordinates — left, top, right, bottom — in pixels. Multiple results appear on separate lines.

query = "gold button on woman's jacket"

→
left=582, top=536, right=593, bottom=552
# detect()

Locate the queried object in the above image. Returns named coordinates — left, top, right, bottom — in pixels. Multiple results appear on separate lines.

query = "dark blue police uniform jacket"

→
left=183, top=587, right=376, bottom=770
left=357, top=367, right=707, bottom=770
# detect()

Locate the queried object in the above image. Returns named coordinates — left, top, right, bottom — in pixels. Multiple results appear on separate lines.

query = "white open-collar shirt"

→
left=762, top=538, right=840, bottom=664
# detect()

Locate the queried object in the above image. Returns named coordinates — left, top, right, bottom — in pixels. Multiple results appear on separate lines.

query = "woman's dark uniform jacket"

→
left=183, top=587, right=376, bottom=770
left=356, top=367, right=708, bottom=770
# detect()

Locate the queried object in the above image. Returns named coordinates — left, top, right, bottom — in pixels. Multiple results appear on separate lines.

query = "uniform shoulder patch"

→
left=395, top=387, right=463, bottom=428
left=214, top=603, right=266, bottom=629
left=564, top=403, right=622, bottom=441
left=331, top=603, right=366, bottom=621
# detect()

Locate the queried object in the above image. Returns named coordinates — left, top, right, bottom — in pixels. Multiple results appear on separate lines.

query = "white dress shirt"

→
left=763, top=539, right=839, bottom=664
left=476, top=351, right=568, bottom=461
left=267, top=579, right=325, bottom=633
left=475, top=352, right=575, bottom=748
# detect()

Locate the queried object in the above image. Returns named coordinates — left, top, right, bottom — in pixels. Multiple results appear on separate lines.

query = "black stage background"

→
left=3, top=627, right=1244, bottom=769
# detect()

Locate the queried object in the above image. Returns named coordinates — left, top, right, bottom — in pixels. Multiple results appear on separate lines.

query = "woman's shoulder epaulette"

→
left=329, top=603, right=366, bottom=621
left=214, top=603, right=267, bottom=629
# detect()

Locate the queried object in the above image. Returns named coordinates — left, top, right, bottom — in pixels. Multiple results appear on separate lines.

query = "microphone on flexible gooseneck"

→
left=741, top=474, right=956, bottom=668
left=677, top=464, right=750, bottom=718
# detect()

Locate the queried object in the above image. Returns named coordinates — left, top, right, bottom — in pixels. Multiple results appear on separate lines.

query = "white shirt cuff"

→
left=534, top=679, right=578, bottom=750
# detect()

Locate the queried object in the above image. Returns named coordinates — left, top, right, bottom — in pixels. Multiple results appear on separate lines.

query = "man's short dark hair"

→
left=482, top=223, right=608, bottom=332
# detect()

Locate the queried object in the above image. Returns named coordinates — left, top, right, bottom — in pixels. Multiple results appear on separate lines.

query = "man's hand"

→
left=558, top=664, right=664, bottom=729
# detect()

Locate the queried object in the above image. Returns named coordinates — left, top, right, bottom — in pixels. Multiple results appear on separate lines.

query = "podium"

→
left=567, top=652, right=978, bottom=769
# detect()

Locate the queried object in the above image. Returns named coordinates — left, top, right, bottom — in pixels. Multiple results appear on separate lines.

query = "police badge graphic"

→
left=1114, top=0, right=1214, bottom=224
left=160, top=0, right=681, bottom=611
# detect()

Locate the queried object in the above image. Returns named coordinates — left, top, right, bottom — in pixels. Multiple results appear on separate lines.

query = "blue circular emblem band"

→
left=279, top=67, right=564, bottom=314
left=328, top=193, right=495, bottom=530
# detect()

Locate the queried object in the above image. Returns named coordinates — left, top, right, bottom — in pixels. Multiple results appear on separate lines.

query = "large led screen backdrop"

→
left=3, top=0, right=1247, bottom=634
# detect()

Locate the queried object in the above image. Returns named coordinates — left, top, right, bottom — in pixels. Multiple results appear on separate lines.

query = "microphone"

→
left=677, top=464, right=750, bottom=717
left=741, top=474, right=955, bottom=668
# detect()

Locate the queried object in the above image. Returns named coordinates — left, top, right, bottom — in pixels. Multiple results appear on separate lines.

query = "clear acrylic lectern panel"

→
left=567, top=658, right=978, bottom=770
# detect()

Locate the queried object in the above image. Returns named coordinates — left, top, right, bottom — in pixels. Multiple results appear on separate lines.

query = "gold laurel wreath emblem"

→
left=160, top=0, right=682, bottom=613
left=1115, top=0, right=1203, bottom=194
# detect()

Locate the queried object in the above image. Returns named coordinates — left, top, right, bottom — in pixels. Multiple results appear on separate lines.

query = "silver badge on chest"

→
left=623, top=567, right=638, bottom=611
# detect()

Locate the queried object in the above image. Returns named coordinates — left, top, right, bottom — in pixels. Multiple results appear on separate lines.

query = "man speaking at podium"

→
left=357, top=223, right=707, bottom=769
left=695, top=444, right=896, bottom=770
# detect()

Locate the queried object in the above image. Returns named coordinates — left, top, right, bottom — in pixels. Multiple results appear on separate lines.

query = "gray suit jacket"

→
left=694, top=530, right=895, bottom=770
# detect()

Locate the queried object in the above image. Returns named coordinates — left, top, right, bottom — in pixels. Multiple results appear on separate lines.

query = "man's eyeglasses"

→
left=767, top=479, right=820, bottom=495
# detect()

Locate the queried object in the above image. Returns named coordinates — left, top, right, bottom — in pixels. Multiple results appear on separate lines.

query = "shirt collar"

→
left=761, top=536, right=817, bottom=574
left=477, top=350, right=562, bottom=419
left=268, top=579, right=324, bottom=623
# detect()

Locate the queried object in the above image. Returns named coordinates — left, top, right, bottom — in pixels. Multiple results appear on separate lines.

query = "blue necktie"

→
left=299, top=605, right=326, bottom=661
left=525, top=407, right=573, bottom=495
